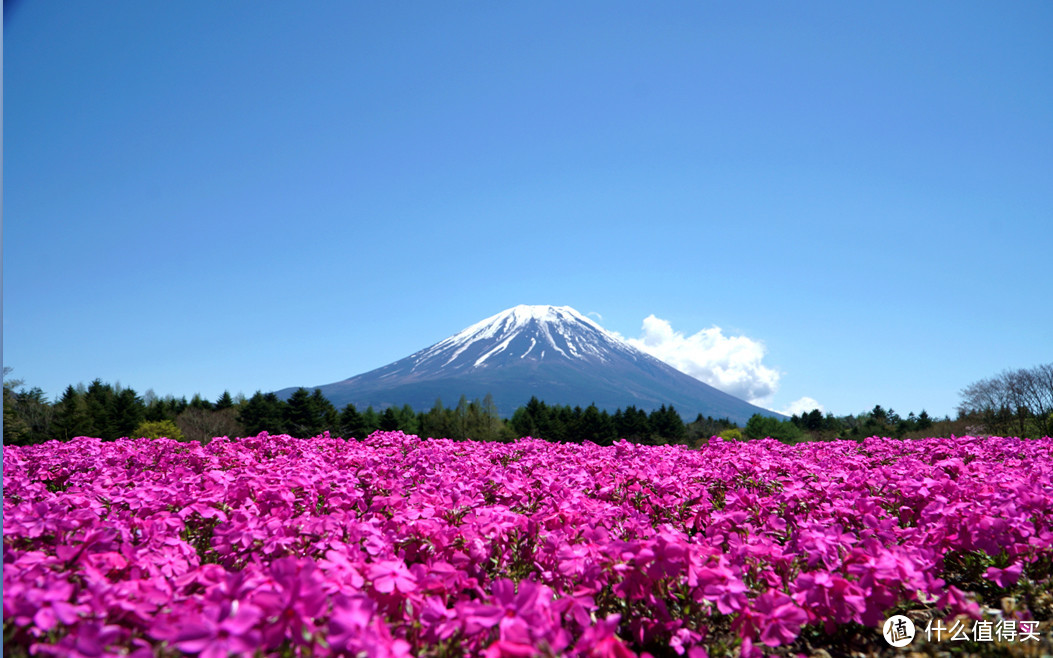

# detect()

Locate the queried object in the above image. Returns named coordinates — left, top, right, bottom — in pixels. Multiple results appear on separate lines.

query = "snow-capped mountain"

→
left=279, top=305, right=781, bottom=424
left=407, top=305, right=640, bottom=372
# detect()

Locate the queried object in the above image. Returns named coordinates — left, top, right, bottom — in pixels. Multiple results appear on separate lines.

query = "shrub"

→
left=131, top=419, right=185, bottom=442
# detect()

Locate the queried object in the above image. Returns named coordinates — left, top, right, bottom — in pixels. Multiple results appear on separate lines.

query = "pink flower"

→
left=691, top=565, right=748, bottom=614
left=328, top=593, right=411, bottom=658
left=985, top=563, right=1023, bottom=587
left=160, top=602, right=262, bottom=658
left=574, top=615, right=637, bottom=658
left=753, top=590, right=808, bottom=647
left=368, top=558, right=418, bottom=594
left=482, top=640, right=539, bottom=658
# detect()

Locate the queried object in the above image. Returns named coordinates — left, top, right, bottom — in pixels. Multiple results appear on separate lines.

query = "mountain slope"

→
left=278, top=305, right=782, bottom=424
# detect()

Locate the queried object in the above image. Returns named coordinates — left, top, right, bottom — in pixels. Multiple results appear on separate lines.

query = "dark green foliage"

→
left=614, top=406, right=650, bottom=443
left=214, top=391, right=235, bottom=410
left=283, top=388, right=336, bottom=438
left=420, top=398, right=453, bottom=440
left=648, top=405, right=686, bottom=444
left=238, top=392, right=287, bottom=435
left=744, top=413, right=805, bottom=443
left=108, top=388, right=145, bottom=439
left=84, top=379, right=115, bottom=438
left=339, top=403, right=367, bottom=439
left=573, top=404, right=615, bottom=445
left=380, top=407, right=400, bottom=431
left=4, top=386, right=53, bottom=445
left=684, top=414, right=736, bottom=445
left=361, top=406, right=381, bottom=436
left=52, top=386, right=92, bottom=441
left=188, top=394, right=213, bottom=411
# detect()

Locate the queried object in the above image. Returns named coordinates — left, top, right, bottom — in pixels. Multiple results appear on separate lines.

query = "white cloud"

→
left=778, top=396, right=826, bottom=417
left=618, top=315, right=781, bottom=405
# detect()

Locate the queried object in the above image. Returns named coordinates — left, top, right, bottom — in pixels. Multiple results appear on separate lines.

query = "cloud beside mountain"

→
left=616, top=315, right=781, bottom=406
left=779, top=396, right=826, bottom=417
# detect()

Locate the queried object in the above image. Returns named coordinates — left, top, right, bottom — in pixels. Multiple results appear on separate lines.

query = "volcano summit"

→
left=279, top=305, right=781, bottom=424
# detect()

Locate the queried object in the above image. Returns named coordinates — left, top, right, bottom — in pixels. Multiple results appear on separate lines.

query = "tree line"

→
left=1, top=370, right=735, bottom=447
left=5, top=362, right=1049, bottom=447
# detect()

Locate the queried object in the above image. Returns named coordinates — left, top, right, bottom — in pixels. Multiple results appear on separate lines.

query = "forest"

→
left=4, top=363, right=1051, bottom=447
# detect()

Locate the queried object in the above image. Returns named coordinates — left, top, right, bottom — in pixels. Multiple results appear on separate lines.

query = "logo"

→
left=883, top=615, right=916, bottom=647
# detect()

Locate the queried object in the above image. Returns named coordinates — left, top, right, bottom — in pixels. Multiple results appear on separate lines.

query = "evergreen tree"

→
left=339, top=403, right=367, bottom=439
left=481, top=393, right=501, bottom=442
left=215, top=391, right=235, bottom=410
left=361, top=407, right=381, bottom=436
left=238, top=392, right=286, bottom=435
left=649, top=405, right=686, bottom=444
left=454, top=395, right=469, bottom=440
left=380, top=407, right=401, bottom=431
left=311, top=389, right=338, bottom=432
left=84, top=379, right=115, bottom=438
left=189, top=394, right=213, bottom=411
left=917, top=410, right=933, bottom=431
left=108, top=388, right=145, bottom=439
left=574, top=403, right=615, bottom=445
left=52, top=385, right=92, bottom=441
left=397, top=404, right=420, bottom=435
left=615, top=405, right=650, bottom=442
left=144, top=395, right=176, bottom=422
left=284, top=388, right=334, bottom=438
left=422, top=398, right=452, bottom=439
left=510, top=397, right=545, bottom=438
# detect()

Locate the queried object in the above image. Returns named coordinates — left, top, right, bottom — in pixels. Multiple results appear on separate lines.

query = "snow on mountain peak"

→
left=410, top=305, right=631, bottom=370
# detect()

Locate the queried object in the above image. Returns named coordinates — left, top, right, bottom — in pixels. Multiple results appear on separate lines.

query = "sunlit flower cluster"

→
left=4, top=432, right=1052, bottom=656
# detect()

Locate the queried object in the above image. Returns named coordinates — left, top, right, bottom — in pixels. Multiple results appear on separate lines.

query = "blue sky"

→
left=5, top=2, right=1051, bottom=419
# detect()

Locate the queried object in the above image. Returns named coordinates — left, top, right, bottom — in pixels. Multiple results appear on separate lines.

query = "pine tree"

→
left=454, top=395, right=469, bottom=440
left=482, top=393, right=501, bottom=441
left=53, top=385, right=92, bottom=441
left=108, top=388, right=145, bottom=439
left=422, top=398, right=451, bottom=439
left=361, top=407, right=381, bottom=436
left=310, top=389, right=338, bottom=433
left=215, top=391, right=235, bottom=410
left=380, top=407, right=400, bottom=431
left=339, top=403, right=366, bottom=439
left=189, top=394, right=213, bottom=411
left=84, top=379, right=115, bottom=438
left=397, top=404, right=420, bottom=435
left=238, top=392, right=286, bottom=435
left=285, top=388, right=326, bottom=438
left=616, top=405, right=650, bottom=442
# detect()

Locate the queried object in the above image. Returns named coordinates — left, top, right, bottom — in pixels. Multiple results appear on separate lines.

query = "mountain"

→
left=277, top=305, right=782, bottom=424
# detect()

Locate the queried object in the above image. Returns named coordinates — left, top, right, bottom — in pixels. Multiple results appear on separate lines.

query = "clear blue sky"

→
left=4, top=2, right=1051, bottom=419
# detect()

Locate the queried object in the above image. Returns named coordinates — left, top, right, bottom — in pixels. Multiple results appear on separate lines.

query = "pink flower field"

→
left=4, top=432, right=1052, bottom=657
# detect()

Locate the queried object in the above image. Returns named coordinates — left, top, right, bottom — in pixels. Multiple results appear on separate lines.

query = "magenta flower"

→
left=481, top=640, right=540, bottom=658
left=4, top=432, right=1052, bottom=656
left=691, top=565, right=748, bottom=614
left=752, top=590, right=808, bottom=647
left=156, top=602, right=262, bottom=658
left=368, top=558, right=418, bottom=594
left=985, top=562, right=1023, bottom=587
left=328, top=593, right=412, bottom=658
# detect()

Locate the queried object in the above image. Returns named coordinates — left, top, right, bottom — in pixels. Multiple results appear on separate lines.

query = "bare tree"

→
left=959, top=363, right=1053, bottom=436
left=176, top=407, right=245, bottom=444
